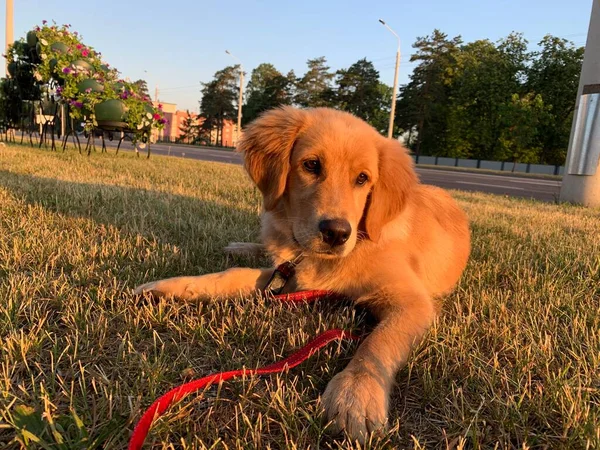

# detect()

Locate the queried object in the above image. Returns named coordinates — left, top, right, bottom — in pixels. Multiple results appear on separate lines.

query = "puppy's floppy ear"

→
left=238, top=106, right=308, bottom=210
left=363, top=139, right=418, bottom=242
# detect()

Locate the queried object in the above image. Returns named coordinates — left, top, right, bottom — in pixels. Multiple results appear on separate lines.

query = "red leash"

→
left=128, top=290, right=360, bottom=450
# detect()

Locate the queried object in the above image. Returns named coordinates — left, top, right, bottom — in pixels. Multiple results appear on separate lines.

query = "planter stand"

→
left=60, top=104, right=82, bottom=153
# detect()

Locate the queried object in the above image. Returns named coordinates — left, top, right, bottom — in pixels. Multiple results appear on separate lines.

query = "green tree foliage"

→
left=395, top=30, right=582, bottom=165
left=446, top=33, right=529, bottom=160
left=334, top=58, right=391, bottom=133
left=294, top=57, right=335, bottom=107
left=243, top=63, right=293, bottom=125
left=395, top=30, right=463, bottom=156
left=133, top=79, right=150, bottom=98
left=199, top=65, right=239, bottom=146
left=498, top=93, right=549, bottom=168
left=527, top=36, right=585, bottom=165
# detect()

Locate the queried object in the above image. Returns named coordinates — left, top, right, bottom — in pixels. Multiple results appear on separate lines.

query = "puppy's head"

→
left=239, top=106, right=417, bottom=258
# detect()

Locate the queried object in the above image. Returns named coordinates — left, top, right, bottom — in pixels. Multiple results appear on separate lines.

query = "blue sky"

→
left=3, top=0, right=594, bottom=112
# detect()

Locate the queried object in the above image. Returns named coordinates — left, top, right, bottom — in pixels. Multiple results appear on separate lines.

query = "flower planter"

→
left=95, top=99, right=128, bottom=122
left=49, top=58, right=58, bottom=73
left=36, top=42, right=42, bottom=56
left=77, top=79, right=104, bottom=94
left=112, top=82, right=125, bottom=93
left=50, top=42, right=68, bottom=54
left=7, top=62, right=17, bottom=77
left=71, top=59, right=94, bottom=74
left=41, top=99, right=58, bottom=115
left=27, top=30, right=38, bottom=47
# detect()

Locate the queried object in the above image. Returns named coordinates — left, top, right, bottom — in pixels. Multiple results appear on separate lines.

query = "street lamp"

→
left=379, top=19, right=401, bottom=139
left=5, top=0, right=14, bottom=76
left=225, top=50, right=244, bottom=142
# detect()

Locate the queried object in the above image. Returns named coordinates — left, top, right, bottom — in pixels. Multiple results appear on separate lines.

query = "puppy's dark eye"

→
left=356, top=173, right=369, bottom=185
left=303, top=159, right=321, bottom=174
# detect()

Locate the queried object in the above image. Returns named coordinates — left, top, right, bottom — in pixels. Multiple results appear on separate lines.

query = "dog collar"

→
left=264, top=255, right=304, bottom=295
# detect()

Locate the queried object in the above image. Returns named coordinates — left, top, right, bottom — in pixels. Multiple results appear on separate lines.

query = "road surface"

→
left=107, top=141, right=561, bottom=202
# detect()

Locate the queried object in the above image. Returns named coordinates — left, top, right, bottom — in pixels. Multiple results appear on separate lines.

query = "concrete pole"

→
left=379, top=19, right=401, bottom=139
left=388, top=48, right=401, bottom=139
left=236, top=67, right=243, bottom=142
left=560, top=0, right=600, bottom=207
left=5, top=0, right=14, bottom=76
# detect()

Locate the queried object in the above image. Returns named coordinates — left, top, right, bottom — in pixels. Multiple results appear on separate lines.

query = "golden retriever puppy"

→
left=135, top=106, right=470, bottom=443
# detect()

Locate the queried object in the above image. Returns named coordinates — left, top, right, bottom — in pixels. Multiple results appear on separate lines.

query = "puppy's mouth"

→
left=291, top=234, right=349, bottom=258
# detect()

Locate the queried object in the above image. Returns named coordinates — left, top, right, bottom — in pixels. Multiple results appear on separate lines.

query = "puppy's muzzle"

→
left=319, top=219, right=351, bottom=247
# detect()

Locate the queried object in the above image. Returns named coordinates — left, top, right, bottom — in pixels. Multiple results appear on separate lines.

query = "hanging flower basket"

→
left=95, top=99, right=128, bottom=129
left=72, top=59, right=94, bottom=74
left=7, top=62, right=17, bottom=77
left=50, top=42, right=69, bottom=54
left=27, top=30, right=38, bottom=47
left=77, top=79, right=104, bottom=94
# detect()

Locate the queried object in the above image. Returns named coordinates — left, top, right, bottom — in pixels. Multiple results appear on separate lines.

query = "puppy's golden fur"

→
left=135, top=106, right=470, bottom=442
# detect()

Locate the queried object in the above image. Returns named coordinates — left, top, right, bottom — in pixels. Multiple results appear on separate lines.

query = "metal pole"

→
left=560, top=0, right=600, bottom=207
left=5, top=0, right=14, bottom=76
left=379, top=19, right=401, bottom=139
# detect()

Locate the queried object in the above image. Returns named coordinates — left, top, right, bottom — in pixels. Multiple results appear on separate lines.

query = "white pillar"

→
left=560, top=0, right=600, bottom=207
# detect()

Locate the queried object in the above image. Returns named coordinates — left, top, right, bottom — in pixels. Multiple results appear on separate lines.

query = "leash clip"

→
left=264, top=255, right=303, bottom=295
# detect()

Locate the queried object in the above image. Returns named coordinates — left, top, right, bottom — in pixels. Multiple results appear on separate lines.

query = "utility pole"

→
left=379, top=19, right=401, bottom=139
left=560, top=0, right=600, bottom=207
left=154, top=85, right=159, bottom=103
left=5, top=0, right=14, bottom=76
left=226, top=50, right=244, bottom=144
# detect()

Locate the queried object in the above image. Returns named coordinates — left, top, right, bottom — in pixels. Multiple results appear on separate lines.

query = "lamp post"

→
left=225, top=49, right=244, bottom=143
left=5, top=0, right=14, bottom=76
left=379, top=19, right=401, bottom=139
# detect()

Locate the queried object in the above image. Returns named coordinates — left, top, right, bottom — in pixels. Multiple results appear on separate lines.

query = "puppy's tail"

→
left=224, top=242, right=266, bottom=257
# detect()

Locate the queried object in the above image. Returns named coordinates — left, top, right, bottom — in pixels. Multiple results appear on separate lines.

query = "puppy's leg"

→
left=224, top=242, right=266, bottom=257
left=134, top=267, right=274, bottom=301
left=322, top=282, right=435, bottom=443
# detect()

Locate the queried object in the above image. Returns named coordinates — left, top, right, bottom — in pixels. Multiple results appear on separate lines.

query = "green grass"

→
left=0, top=144, right=598, bottom=449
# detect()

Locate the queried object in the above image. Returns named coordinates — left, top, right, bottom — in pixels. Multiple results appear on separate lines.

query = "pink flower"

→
left=153, top=113, right=161, bottom=120
left=76, top=44, right=83, bottom=50
left=158, top=103, right=163, bottom=109
left=82, top=49, right=89, bottom=57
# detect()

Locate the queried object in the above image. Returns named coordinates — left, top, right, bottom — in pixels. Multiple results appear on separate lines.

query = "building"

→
left=151, top=102, right=240, bottom=147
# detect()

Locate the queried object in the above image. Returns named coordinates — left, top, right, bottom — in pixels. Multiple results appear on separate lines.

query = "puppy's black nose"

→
left=319, top=219, right=351, bottom=247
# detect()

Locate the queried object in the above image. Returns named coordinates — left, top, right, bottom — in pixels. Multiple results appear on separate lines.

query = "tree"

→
left=445, top=33, right=529, bottom=160
left=395, top=30, right=462, bottom=156
left=177, top=110, right=198, bottom=144
left=199, top=65, right=239, bottom=146
left=526, top=35, right=584, bottom=165
left=497, top=93, right=548, bottom=168
left=294, top=57, right=335, bottom=107
left=334, top=59, right=390, bottom=132
left=243, top=63, right=293, bottom=125
left=133, top=79, right=150, bottom=98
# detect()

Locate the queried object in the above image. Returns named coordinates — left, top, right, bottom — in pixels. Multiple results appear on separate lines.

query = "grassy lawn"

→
left=0, top=144, right=598, bottom=449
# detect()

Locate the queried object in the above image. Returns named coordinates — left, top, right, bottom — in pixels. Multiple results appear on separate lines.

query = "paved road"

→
left=109, top=141, right=561, bottom=202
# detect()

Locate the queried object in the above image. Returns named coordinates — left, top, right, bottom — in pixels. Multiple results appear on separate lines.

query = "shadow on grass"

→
left=0, top=168, right=268, bottom=277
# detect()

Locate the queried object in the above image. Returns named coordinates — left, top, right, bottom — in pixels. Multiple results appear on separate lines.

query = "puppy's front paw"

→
left=322, top=368, right=389, bottom=444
